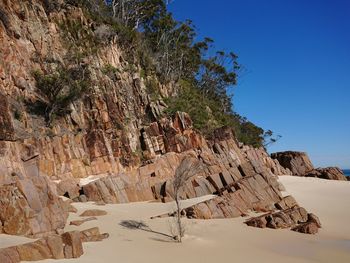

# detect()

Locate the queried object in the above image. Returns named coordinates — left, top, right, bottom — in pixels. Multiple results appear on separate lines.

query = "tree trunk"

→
left=175, top=195, right=182, bottom=242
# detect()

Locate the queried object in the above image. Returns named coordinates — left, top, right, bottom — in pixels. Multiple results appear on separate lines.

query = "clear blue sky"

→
left=169, top=0, right=350, bottom=168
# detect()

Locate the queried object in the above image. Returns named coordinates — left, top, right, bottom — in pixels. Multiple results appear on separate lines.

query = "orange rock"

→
left=61, top=231, right=84, bottom=259
left=70, top=217, right=97, bottom=226
left=80, top=209, right=107, bottom=217
left=80, top=227, right=109, bottom=242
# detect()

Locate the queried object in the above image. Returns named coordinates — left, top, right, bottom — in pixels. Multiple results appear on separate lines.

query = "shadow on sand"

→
left=119, top=220, right=176, bottom=242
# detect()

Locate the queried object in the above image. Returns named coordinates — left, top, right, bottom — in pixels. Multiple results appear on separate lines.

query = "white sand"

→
left=0, top=235, right=35, bottom=249
left=4, top=176, right=349, bottom=263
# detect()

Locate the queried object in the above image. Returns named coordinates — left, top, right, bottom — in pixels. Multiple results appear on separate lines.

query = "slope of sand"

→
left=16, top=176, right=350, bottom=263
left=0, top=235, right=35, bottom=249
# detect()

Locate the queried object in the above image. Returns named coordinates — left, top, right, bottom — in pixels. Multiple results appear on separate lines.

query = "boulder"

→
left=80, top=227, right=109, bottom=242
left=46, top=235, right=65, bottom=259
left=0, top=175, right=68, bottom=237
left=70, top=217, right=98, bottom=226
left=275, top=196, right=298, bottom=210
left=271, top=151, right=314, bottom=176
left=56, top=178, right=81, bottom=199
left=61, top=231, right=84, bottom=259
left=0, top=226, right=109, bottom=262
left=292, top=222, right=319, bottom=234
left=0, top=235, right=64, bottom=262
left=80, top=209, right=107, bottom=217
left=245, top=206, right=319, bottom=234
left=307, top=213, right=322, bottom=228
left=305, top=167, right=347, bottom=181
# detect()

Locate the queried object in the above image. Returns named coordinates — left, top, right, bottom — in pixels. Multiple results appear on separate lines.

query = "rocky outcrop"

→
left=271, top=151, right=314, bottom=176
left=61, top=231, right=84, bottom=259
left=0, top=159, right=68, bottom=237
left=244, top=196, right=321, bottom=234
left=305, top=167, right=347, bottom=181
left=0, top=235, right=65, bottom=263
left=0, top=227, right=109, bottom=263
left=73, top=124, right=320, bottom=234
left=78, top=131, right=285, bottom=213
left=271, top=152, right=347, bottom=181
left=154, top=194, right=321, bottom=234
left=0, top=0, right=173, bottom=238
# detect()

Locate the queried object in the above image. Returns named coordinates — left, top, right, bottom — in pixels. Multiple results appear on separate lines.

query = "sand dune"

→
left=14, top=176, right=350, bottom=262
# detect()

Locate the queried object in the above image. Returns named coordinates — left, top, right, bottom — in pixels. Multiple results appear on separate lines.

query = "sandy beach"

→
left=0, top=176, right=347, bottom=263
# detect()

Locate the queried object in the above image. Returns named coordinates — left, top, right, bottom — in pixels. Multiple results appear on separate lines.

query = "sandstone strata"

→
left=74, top=122, right=320, bottom=234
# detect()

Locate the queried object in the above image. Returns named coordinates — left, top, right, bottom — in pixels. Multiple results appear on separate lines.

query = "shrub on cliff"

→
left=32, top=65, right=91, bottom=124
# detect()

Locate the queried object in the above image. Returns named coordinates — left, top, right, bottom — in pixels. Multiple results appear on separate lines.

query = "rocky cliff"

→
left=0, top=0, right=320, bottom=244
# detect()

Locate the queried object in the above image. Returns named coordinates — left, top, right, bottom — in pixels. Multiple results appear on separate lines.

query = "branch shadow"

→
left=119, top=220, right=176, bottom=242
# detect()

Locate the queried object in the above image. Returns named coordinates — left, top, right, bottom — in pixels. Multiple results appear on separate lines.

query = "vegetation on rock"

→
left=32, top=65, right=91, bottom=124
left=38, top=0, right=280, bottom=147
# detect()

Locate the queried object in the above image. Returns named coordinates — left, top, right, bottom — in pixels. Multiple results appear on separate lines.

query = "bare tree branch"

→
left=173, top=156, right=203, bottom=242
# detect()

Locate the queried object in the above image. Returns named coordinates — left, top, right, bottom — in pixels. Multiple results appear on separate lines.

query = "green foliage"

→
left=110, top=22, right=139, bottom=48
left=102, top=64, right=119, bottom=75
left=198, top=51, right=240, bottom=113
left=165, top=80, right=267, bottom=147
left=165, top=80, right=213, bottom=133
left=42, top=0, right=62, bottom=13
left=58, top=19, right=101, bottom=61
left=32, top=65, right=91, bottom=124
left=13, top=109, right=23, bottom=121
left=60, top=0, right=278, bottom=148
left=65, top=0, right=113, bottom=23
left=145, top=77, right=160, bottom=101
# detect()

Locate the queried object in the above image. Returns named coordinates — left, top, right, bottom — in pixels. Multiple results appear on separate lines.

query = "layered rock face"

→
left=75, top=119, right=320, bottom=233
left=271, top=151, right=314, bottom=176
left=80, top=121, right=284, bottom=211
left=271, top=151, right=347, bottom=181
left=0, top=0, right=169, bottom=238
left=0, top=0, right=171, bottom=182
